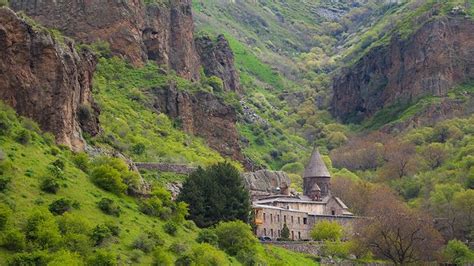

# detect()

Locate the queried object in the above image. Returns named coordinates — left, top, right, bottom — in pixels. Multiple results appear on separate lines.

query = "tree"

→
left=281, top=223, right=290, bottom=240
left=311, top=220, right=343, bottom=241
left=421, top=143, right=448, bottom=170
left=177, top=162, right=250, bottom=227
left=354, top=186, right=443, bottom=264
left=443, top=239, right=474, bottom=264
left=213, top=221, right=258, bottom=264
left=380, top=141, right=418, bottom=179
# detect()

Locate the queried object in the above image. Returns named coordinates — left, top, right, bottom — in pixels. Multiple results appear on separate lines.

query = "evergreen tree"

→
left=281, top=223, right=290, bottom=240
left=177, top=162, right=250, bottom=227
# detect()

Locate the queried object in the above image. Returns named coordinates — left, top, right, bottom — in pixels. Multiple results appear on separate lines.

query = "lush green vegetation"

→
left=92, top=57, right=226, bottom=166
left=178, top=162, right=250, bottom=228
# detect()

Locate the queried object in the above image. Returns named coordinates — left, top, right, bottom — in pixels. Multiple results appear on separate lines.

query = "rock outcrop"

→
left=0, top=8, right=99, bottom=150
left=10, top=0, right=201, bottom=80
left=243, top=170, right=292, bottom=200
left=196, top=34, right=241, bottom=92
left=332, top=17, right=474, bottom=123
left=151, top=84, right=244, bottom=162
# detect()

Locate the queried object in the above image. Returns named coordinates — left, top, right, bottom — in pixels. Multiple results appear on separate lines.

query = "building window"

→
left=291, top=216, right=294, bottom=223
left=332, top=210, right=336, bottom=215
left=298, top=217, right=300, bottom=224
left=271, top=229, right=274, bottom=238
left=298, top=232, right=301, bottom=239
left=264, top=228, right=266, bottom=236
left=291, top=231, right=294, bottom=240
left=303, top=218, right=307, bottom=224
left=278, top=230, right=280, bottom=237
left=284, top=215, right=286, bottom=223
left=270, top=213, right=273, bottom=223
left=263, top=213, right=266, bottom=222
left=277, top=214, right=280, bottom=222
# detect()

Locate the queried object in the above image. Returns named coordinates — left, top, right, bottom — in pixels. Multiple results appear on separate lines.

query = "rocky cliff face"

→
left=242, top=170, right=292, bottom=200
left=10, top=0, right=201, bottom=80
left=196, top=34, right=241, bottom=92
left=0, top=8, right=99, bottom=150
left=332, top=17, right=474, bottom=122
left=151, top=84, right=244, bottom=162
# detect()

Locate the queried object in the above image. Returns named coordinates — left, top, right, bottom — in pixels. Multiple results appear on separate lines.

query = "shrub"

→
left=49, top=198, right=73, bottom=215
left=15, top=129, right=31, bottom=145
left=88, top=249, right=117, bottom=266
left=311, top=220, right=343, bottom=241
left=47, top=250, right=83, bottom=266
left=169, top=241, right=189, bottom=254
left=196, top=228, right=218, bottom=246
left=97, top=198, right=121, bottom=217
left=152, top=248, right=173, bottom=266
left=0, top=112, right=12, bottom=135
left=0, top=175, right=11, bottom=192
left=163, top=222, right=177, bottom=236
left=213, top=221, right=258, bottom=261
left=281, top=223, right=290, bottom=240
left=1, top=229, right=26, bottom=251
left=57, top=212, right=93, bottom=235
left=0, top=203, right=11, bottom=230
left=132, top=234, right=156, bottom=253
left=131, top=143, right=146, bottom=155
left=72, top=152, right=89, bottom=172
left=8, top=251, right=50, bottom=266
left=90, top=165, right=127, bottom=195
left=444, top=239, right=474, bottom=265
left=25, top=211, right=62, bottom=249
left=51, top=158, right=66, bottom=170
left=321, top=240, right=353, bottom=259
left=63, top=233, right=93, bottom=255
left=91, top=224, right=113, bottom=246
left=40, top=176, right=60, bottom=194
left=77, top=104, right=93, bottom=124
left=188, top=243, right=229, bottom=266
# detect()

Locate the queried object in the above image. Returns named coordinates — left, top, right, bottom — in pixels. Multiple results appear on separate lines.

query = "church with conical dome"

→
left=252, top=148, right=354, bottom=240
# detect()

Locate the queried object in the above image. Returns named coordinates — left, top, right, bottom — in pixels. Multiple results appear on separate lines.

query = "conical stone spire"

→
left=303, top=148, right=330, bottom=178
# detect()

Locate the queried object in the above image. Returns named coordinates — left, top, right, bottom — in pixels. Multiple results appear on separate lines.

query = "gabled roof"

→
left=303, top=148, right=330, bottom=178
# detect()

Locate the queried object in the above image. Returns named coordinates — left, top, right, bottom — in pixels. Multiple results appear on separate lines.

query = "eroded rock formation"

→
left=10, top=0, right=201, bottom=80
left=196, top=34, right=241, bottom=92
left=0, top=8, right=99, bottom=150
left=151, top=84, right=244, bottom=163
left=332, top=17, right=474, bottom=122
left=243, top=170, right=292, bottom=200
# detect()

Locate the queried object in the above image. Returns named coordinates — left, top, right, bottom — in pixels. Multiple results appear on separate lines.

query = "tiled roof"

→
left=303, top=148, right=331, bottom=178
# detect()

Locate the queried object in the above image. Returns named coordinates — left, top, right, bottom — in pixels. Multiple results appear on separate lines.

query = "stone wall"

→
left=134, top=162, right=196, bottom=175
left=262, top=242, right=322, bottom=257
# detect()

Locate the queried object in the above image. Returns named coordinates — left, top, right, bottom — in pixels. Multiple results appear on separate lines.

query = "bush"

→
left=131, top=143, right=146, bottom=155
left=40, top=176, right=60, bottom=194
left=0, top=203, right=11, bottom=230
left=444, top=239, right=474, bottom=264
left=169, top=241, right=189, bottom=254
left=25, top=211, right=62, bottom=249
left=49, top=198, right=73, bottom=215
left=132, top=234, right=156, bottom=253
left=47, top=250, right=83, bottom=266
left=213, top=221, right=257, bottom=261
left=311, top=220, right=343, bottom=241
left=91, top=224, right=113, bottom=246
left=90, top=165, right=127, bottom=195
left=321, top=240, right=353, bottom=259
left=152, top=248, right=173, bottom=266
left=15, top=129, right=31, bottom=145
left=72, top=152, right=89, bottom=172
left=63, top=233, right=93, bottom=255
left=188, top=243, right=229, bottom=266
left=0, top=112, right=11, bottom=135
left=196, top=228, right=218, bottom=246
left=97, top=198, right=121, bottom=217
left=163, top=222, right=177, bottom=236
left=8, top=251, right=50, bottom=266
left=1, top=229, right=26, bottom=251
left=57, top=212, right=93, bottom=235
left=0, top=175, right=11, bottom=192
left=88, top=249, right=117, bottom=266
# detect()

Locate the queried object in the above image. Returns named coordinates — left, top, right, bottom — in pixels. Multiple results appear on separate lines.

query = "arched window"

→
left=264, top=228, right=266, bottom=236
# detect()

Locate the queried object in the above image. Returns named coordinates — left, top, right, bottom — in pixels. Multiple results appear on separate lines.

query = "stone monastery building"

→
left=252, top=149, right=354, bottom=240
